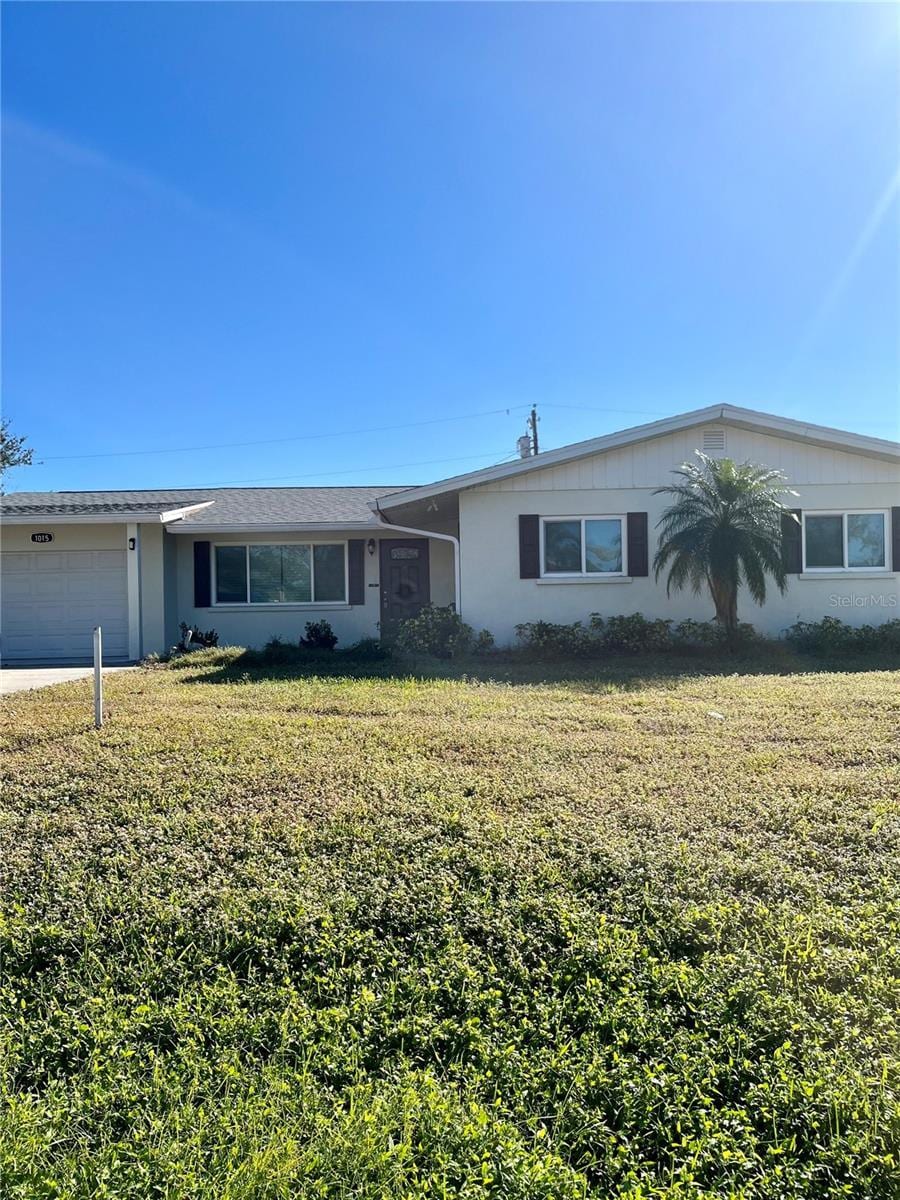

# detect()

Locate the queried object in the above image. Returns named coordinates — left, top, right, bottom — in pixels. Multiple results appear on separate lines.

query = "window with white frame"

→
left=802, top=511, right=888, bottom=572
left=214, top=543, right=347, bottom=604
left=541, top=516, right=625, bottom=576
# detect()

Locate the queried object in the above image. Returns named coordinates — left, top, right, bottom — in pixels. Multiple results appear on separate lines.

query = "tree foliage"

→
left=654, top=452, right=797, bottom=636
left=0, top=419, right=34, bottom=488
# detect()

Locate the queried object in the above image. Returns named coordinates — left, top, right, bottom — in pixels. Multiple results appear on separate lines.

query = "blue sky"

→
left=2, top=2, right=898, bottom=493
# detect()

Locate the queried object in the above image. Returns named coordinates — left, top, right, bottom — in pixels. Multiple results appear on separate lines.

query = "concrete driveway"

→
left=0, top=665, right=134, bottom=696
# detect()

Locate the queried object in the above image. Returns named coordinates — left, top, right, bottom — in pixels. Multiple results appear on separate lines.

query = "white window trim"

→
left=801, top=510, right=890, bottom=574
left=212, top=540, right=349, bottom=606
left=540, top=515, right=627, bottom=579
left=535, top=576, right=634, bottom=586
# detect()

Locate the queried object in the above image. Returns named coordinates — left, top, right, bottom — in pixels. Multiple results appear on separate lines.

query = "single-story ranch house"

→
left=2, top=405, right=898, bottom=663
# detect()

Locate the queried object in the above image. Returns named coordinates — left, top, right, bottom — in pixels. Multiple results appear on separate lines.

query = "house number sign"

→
left=31, top=532, right=54, bottom=544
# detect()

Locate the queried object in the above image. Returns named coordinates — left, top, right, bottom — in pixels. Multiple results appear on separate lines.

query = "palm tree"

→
left=653, top=452, right=797, bottom=637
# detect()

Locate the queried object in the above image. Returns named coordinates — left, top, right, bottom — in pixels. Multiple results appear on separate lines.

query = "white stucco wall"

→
left=169, top=530, right=456, bottom=650
left=163, top=531, right=180, bottom=650
left=139, top=523, right=167, bottom=657
left=428, top=538, right=456, bottom=607
left=458, top=427, right=899, bottom=644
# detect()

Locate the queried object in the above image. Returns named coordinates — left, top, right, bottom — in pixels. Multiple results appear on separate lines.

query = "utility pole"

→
left=516, top=406, right=541, bottom=459
left=528, top=406, right=539, bottom=455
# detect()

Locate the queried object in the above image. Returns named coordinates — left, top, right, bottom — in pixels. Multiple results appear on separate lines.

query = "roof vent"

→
left=702, top=427, right=726, bottom=453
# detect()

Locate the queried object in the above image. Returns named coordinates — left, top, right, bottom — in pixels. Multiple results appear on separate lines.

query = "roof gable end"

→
left=374, top=404, right=900, bottom=512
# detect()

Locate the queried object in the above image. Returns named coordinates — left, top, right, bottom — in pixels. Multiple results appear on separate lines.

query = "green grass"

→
left=1, top=651, right=898, bottom=1199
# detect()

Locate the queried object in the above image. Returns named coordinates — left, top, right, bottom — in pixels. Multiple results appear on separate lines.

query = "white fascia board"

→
left=370, top=406, right=729, bottom=510
left=1, top=501, right=218, bottom=526
left=715, top=406, right=900, bottom=461
left=165, top=520, right=382, bottom=535
left=159, top=501, right=216, bottom=523
left=372, top=403, right=900, bottom=512
left=2, top=511, right=197, bottom=525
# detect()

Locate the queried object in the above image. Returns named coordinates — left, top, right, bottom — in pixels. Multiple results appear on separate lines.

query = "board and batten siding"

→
left=477, top=427, right=898, bottom=492
left=458, top=427, right=900, bottom=644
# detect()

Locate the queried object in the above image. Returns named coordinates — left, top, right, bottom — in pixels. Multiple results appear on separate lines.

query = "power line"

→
left=540, top=403, right=671, bottom=417
left=193, top=448, right=517, bottom=487
left=40, top=404, right=532, bottom=462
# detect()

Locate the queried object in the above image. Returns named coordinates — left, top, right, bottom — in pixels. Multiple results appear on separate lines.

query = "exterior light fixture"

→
left=366, top=537, right=377, bottom=556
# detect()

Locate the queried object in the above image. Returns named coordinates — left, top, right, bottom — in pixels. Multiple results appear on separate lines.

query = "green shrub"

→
left=515, top=614, right=766, bottom=658
left=786, top=616, right=900, bottom=655
left=179, top=621, right=219, bottom=648
left=394, top=605, right=476, bottom=659
left=342, top=637, right=392, bottom=662
left=299, top=620, right=338, bottom=651
left=673, top=618, right=759, bottom=648
left=514, top=620, right=594, bottom=658
left=259, top=636, right=303, bottom=664
left=868, top=618, right=900, bottom=652
left=729, top=621, right=761, bottom=646
left=473, top=629, right=495, bottom=655
left=592, top=612, right=674, bottom=653
left=672, top=618, right=723, bottom=647
left=255, top=626, right=339, bottom=664
left=238, top=636, right=390, bottom=670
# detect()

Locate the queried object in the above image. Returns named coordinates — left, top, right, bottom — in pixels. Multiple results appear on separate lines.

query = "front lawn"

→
left=1, top=654, right=898, bottom=1198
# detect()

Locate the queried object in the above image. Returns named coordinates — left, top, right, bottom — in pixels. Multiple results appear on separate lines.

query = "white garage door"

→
left=1, top=550, right=129, bottom=662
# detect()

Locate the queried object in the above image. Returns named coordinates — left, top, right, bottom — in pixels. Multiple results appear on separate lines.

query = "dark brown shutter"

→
left=626, top=512, right=649, bottom=577
left=891, top=508, right=900, bottom=572
left=193, top=541, right=212, bottom=607
left=519, top=515, right=540, bottom=579
left=347, top=539, right=365, bottom=605
left=781, top=509, right=802, bottom=574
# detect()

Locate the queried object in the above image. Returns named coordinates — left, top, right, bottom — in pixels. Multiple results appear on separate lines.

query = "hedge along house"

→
left=1, top=405, right=898, bottom=662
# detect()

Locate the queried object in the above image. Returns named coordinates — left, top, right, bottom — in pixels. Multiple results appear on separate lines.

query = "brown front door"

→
left=380, top=538, right=430, bottom=633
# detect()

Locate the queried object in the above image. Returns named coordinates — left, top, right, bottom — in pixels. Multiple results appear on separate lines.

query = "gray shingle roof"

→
left=1, top=498, right=198, bottom=517
left=1, top=487, right=410, bottom=526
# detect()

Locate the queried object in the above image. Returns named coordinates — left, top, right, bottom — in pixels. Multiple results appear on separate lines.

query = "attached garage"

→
left=1, top=548, right=129, bottom=662
left=1, top=495, right=215, bottom=665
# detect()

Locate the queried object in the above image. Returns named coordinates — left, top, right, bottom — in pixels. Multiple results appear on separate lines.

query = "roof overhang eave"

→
left=1, top=500, right=217, bottom=525
left=165, top=519, right=383, bottom=535
left=159, top=501, right=216, bottom=523
left=4, top=512, right=174, bottom=526
left=371, top=404, right=900, bottom=511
